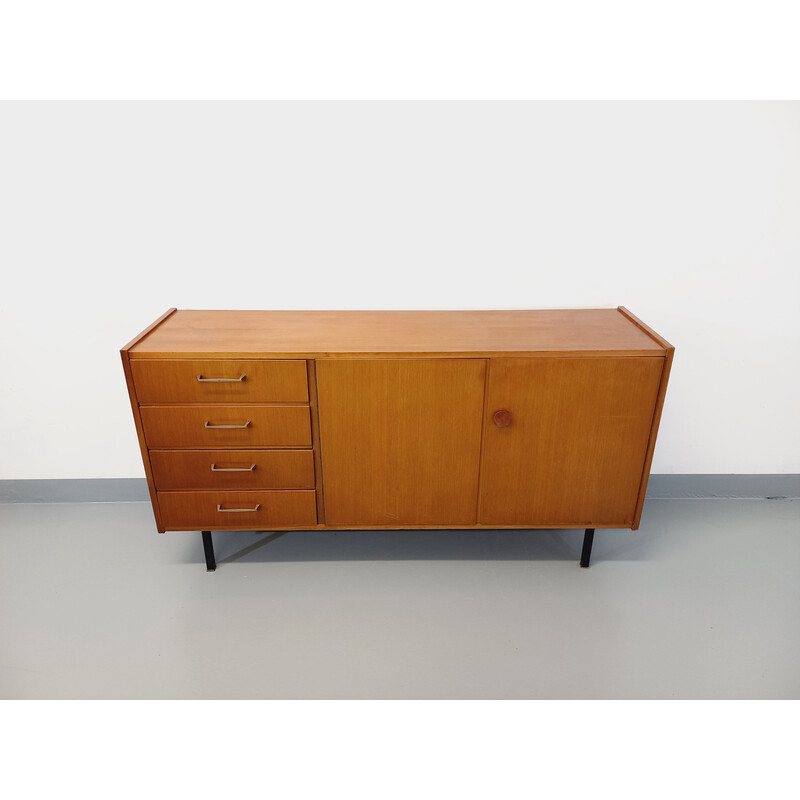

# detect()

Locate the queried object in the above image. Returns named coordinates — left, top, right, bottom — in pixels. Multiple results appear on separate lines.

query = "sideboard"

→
left=121, top=308, right=674, bottom=570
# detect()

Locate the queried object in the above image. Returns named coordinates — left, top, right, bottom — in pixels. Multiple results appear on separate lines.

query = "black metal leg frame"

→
left=580, top=528, right=595, bottom=568
left=201, top=527, right=597, bottom=571
left=202, top=530, right=216, bottom=572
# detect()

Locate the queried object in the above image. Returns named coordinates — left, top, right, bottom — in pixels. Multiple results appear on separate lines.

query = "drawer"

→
left=149, top=449, right=316, bottom=490
left=158, top=490, right=318, bottom=529
left=140, top=405, right=312, bottom=448
left=131, top=359, right=308, bottom=403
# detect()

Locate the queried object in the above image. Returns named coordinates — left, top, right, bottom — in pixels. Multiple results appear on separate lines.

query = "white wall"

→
left=0, top=102, right=798, bottom=479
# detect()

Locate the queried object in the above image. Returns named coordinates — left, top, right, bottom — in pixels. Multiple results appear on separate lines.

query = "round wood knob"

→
left=493, top=409, right=513, bottom=428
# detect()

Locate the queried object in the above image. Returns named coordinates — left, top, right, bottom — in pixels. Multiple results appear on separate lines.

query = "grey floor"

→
left=1, top=498, right=798, bottom=699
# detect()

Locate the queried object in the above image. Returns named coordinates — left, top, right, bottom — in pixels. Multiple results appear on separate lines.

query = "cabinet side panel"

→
left=120, top=350, right=165, bottom=532
left=317, top=359, right=486, bottom=525
left=479, top=357, right=663, bottom=527
left=631, top=348, right=674, bottom=528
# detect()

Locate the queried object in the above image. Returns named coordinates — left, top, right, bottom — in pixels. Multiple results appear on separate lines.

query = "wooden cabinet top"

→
left=124, top=307, right=672, bottom=359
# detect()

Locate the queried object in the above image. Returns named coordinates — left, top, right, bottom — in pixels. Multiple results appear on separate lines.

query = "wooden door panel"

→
left=317, top=359, right=486, bottom=525
left=479, top=357, right=664, bottom=526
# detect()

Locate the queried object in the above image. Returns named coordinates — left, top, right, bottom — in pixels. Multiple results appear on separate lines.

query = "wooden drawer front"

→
left=140, top=405, right=312, bottom=448
left=158, top=490, right=318, bottom=530
left=131, top=359, right=308, bottom=403
left=149, top=449, right=315, bottom=490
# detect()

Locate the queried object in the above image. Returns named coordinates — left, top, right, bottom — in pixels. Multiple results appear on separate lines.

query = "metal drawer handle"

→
left=204, top=420, right=251, bottom=429
left=197, top=374, right=246, bottom=382
left=216, top=504, right=261, bottom=513
left=211, top=463, right=256, bottom=472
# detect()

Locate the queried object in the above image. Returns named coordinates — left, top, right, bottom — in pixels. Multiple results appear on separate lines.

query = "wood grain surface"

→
left=631, top=348, right=674, bottom=528
left=128, top=308, right=665, bottom=358
left=478, top=357, right=664, bottom=526
left=149, top=449, right=315, bottom=490
left=139, top=405, right=312, bottom=448
left=317, top=358, right=486, bottom=525
left=120, top=349, right=165, bottom=531
left=306, top=359, right=327, bottom=524
left=131, top=359, right=309, bottom=403
left=122, top=308, right=673, bottom=534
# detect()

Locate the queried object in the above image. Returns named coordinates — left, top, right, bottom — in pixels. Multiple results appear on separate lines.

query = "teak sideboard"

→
left=121, top=308, right=674, bottom=570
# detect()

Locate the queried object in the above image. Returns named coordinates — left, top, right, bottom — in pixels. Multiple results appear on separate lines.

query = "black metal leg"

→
left=580, top=528, right=595, bottom=568
left=202, top=530, right=216, bottom=572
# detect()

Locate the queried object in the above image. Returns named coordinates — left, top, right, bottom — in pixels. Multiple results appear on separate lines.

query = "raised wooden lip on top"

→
left=123, top=307, right=669, bottom=359
left=121, top=307, right=179, bottom=354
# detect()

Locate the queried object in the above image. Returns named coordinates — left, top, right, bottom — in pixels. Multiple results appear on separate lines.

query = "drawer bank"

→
left=121, top=308, right=674, bottom=570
